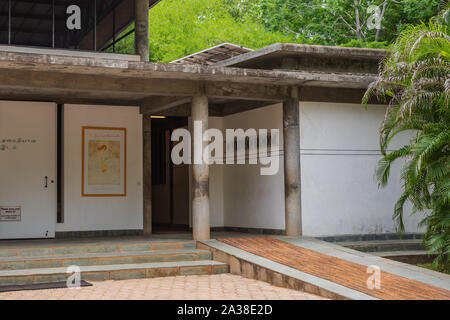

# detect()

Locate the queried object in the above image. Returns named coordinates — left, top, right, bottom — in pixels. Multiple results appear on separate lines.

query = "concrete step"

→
left=370, top=250, right=436, bottom=265
left=0, top=249, right=212, bottom=271
left=339, top=239, right=425, bottom=252
left=0, top=260, right=230, bottom=286
left=0, top=239, right=197, bottom=258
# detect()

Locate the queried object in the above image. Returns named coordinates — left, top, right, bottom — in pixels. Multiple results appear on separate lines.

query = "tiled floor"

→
left=0, top=274, right=327, bottom=300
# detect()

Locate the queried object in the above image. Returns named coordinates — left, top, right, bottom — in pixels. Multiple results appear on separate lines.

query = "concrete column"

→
left=283, top=87, right=302, bottom=236
left=143, top=115, right=152, bottom=235
left=191, top=95, right=210, bottom=240
left=135, top=0, right=149, bottom=62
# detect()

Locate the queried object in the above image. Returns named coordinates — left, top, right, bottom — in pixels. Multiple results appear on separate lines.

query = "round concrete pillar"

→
left=283, top=88, right=302, bottom=236
left=135, top=0, right=149, bottom=62
left=191, top=95, right=210, bottom=241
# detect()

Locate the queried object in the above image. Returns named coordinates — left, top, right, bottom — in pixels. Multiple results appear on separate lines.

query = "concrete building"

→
left=0, top=0, right=422, bottom=242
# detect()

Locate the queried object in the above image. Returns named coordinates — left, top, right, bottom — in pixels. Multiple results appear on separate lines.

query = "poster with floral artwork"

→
left=82, top=127, right=126, bottom=197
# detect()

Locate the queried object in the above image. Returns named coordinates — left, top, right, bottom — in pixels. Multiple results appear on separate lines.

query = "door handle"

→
left=44, top=176, right=48, bottom=188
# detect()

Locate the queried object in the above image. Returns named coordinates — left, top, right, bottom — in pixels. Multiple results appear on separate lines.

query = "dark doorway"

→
left=151, top=117, right=190, bottom=232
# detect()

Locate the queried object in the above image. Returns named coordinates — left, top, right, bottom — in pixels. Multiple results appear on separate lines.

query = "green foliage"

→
left=418, top=263, right=450, bottom=274
left=110, top=0, right=443, bottom=61
left=363, top=9, right=450, bottom=271
left=150, top=0, right=297, bottom=62
left=229, top=0, right=443, bottom=45
left=111, top=0, right=295, bottom=62
left=339, top=39, right=390, bottom=49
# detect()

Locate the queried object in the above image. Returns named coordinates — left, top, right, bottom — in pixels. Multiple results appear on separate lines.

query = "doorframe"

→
left=151, top=116, right=189, bottom=231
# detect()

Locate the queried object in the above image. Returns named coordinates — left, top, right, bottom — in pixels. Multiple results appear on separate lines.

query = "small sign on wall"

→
left=0, top=206, right=21, bottom=222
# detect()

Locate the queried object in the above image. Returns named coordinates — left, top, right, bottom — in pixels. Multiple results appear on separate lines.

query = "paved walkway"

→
left=0, top=274, right=326, bottom=300
left=220, top=237, right=450, bottom=300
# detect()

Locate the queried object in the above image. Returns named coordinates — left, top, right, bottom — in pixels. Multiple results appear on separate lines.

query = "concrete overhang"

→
left=214, top=43, right=388, bottom=68
left=0, top=49, right=377, bottom=88
left=0, top=48, right=380, bottom=112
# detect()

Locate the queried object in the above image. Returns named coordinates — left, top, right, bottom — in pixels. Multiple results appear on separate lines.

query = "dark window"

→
left=54, top=0, right=95, bottom=50
left=0, top=1, right=9, bottom=44
left=11, top=0, right=53, bottom=47
left=152, top=126, right=166, bottom=185
left=0, top=0, right=135, bottom=52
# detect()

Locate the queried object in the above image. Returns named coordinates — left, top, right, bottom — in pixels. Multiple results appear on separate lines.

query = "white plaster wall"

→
left=299, top=102, right=421, bottom=236
left=58, top=104, right=143, bottom=232
left=222, top=104, right=286, bottom=230
left=220, top=102, right=423, bottom=236
left=209, top=117, right=225, bottom=227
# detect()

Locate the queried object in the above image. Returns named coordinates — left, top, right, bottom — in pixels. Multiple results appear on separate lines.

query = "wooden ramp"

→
left=219, top=237, right=450, bottom=300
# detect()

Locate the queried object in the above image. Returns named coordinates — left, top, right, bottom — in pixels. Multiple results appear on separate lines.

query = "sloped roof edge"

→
left=170, top=43, right=253, bottom=66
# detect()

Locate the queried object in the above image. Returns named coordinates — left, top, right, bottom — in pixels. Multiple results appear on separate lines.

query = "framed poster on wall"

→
left=82, top=127, right=127, bottom=197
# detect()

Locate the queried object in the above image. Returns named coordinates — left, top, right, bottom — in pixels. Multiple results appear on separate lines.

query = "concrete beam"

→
left=299, top=86, right=386, bottom=105
left=205, top=82, right=287, bottom=101
left=219, top=100, right=276, bottom=116
left=140, top=96, right=193, bottom=115
left=191, top=95, right=210, bottom=241
left=283, top=87, right=302, bottom=236
left=135, top=0, right=150, bottom=62
left=143, top=115, right=152, bottom=235
left=0, top=69, right=289, bottom=104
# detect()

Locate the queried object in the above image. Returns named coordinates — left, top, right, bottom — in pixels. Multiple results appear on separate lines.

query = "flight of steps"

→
left=0, top=239, right=229, bottom=287
left=339, top=239, right=435, bottom=264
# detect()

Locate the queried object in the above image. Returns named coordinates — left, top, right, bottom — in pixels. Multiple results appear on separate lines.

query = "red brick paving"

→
left=220, top=237, right=450, bottom=300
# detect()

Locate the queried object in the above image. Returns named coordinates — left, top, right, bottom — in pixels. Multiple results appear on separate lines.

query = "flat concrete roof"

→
left=0, top=46, right=382, bottom=109
left=0, top=48, right=377, bottom=88
left=214, top=43, right=388, bottom=68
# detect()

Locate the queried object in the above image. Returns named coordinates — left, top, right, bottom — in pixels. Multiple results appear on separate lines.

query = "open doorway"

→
left=151, top=117, right=190, bottom=233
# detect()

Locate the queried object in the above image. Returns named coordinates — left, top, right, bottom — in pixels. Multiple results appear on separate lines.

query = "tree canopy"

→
left=233, top=0, right=443, bottom=46
left=111, top=0, right=444, bottom=62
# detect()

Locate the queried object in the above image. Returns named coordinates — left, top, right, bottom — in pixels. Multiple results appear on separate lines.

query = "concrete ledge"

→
left=0, top=249, right=212, bottom=271
left=317, top=233, right=424, bottom=243
left=370, top=251, right=436, bottom=265
left=211, top=227, right=285, bottom=235
left=0, top=45, right=140, bottom=62
left=339, top=239, right=425, bottom=252
left=55, top=229, right=143, bottom=239
left=199, top=240, right=376, bottom=300
left=0, top=239, right=197, bottom=256
left=0, top=260, right=229, bottom=286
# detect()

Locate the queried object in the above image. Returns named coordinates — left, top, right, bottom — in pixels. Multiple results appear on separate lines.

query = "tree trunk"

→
left=375, top=0, right=389, bottom=42
left=354, top=0, right=362, bottom=40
